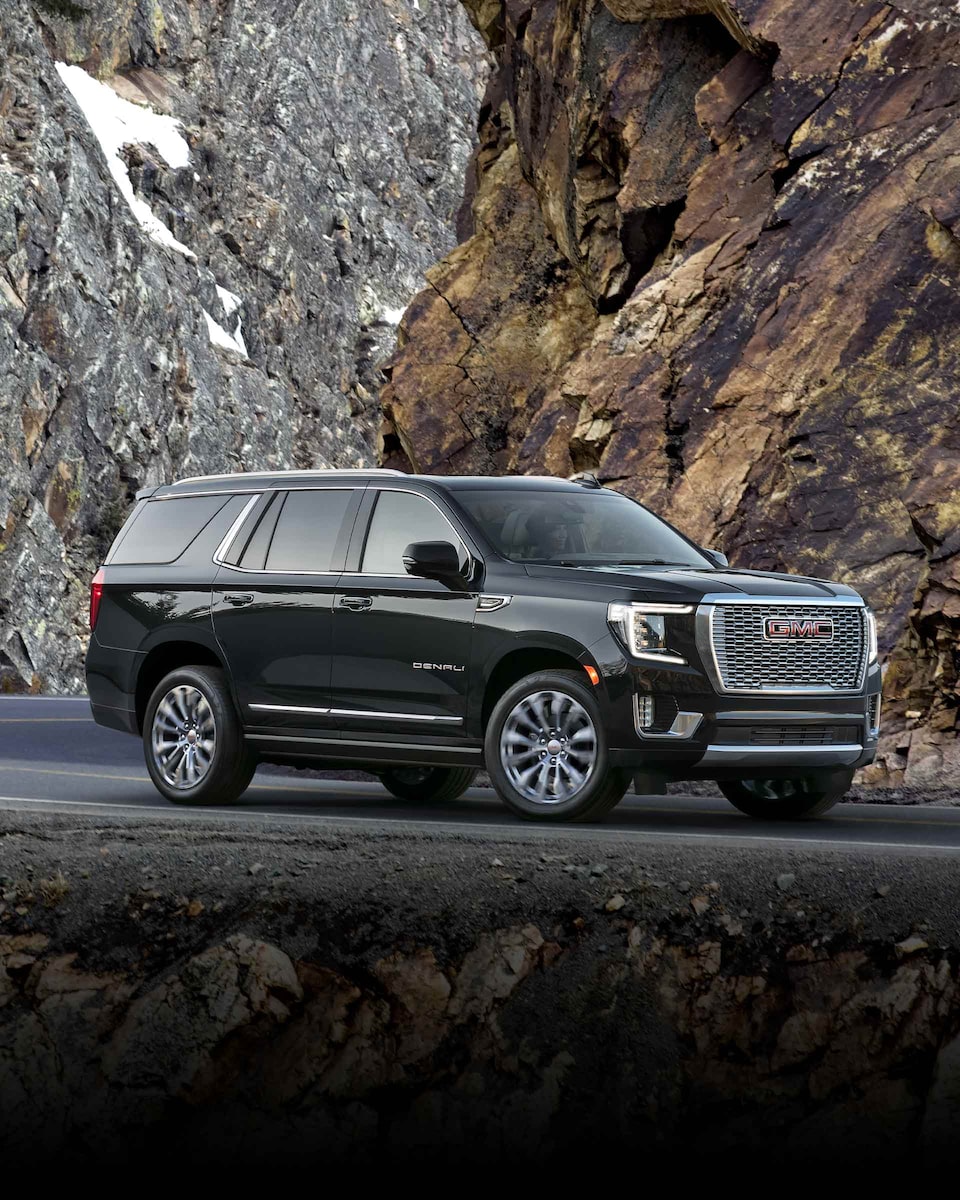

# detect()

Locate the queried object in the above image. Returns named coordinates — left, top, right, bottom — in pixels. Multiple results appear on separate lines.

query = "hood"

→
left=522, top=563, right=862, bottom=603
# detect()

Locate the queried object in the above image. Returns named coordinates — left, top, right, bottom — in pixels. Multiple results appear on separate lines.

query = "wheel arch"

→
left=478, top=640, right=597, bottom=732
left=135, top=636, right=226, bottom=733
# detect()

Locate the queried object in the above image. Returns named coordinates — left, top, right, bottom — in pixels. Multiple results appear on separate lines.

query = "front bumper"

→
left=591, top=630, right=882, bottom=779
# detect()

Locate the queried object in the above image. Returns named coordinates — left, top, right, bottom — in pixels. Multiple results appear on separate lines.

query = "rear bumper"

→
left=85, top=633, right=140, bottom=735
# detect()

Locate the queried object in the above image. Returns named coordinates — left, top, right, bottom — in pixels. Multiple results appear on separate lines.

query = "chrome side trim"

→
left=246, top=732, right=480, bottom=753
left=330, top=708, right=463, bottom=724
left=249, top=703, right=331, bottom=715
left=249, top=703, right=462, bottom=724
left=212, top=494, right=262, bottom=565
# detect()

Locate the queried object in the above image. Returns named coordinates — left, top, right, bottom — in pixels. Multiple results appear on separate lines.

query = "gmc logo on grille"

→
left=764, top=617, right=834, bottom=641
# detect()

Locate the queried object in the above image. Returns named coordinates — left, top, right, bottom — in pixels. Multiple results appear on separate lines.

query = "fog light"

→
left=636, top=694, right=654, bottom=730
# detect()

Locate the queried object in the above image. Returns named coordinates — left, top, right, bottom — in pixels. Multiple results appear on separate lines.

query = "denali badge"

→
left=413, top=662, right=465, bottom=672
left=763, top=617, right=834, bottom=641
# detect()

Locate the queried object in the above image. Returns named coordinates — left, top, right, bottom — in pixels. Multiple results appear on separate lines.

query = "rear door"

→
left=212, top=486, right=362, bottom=732
left=330, top=487, right=479, bottom=740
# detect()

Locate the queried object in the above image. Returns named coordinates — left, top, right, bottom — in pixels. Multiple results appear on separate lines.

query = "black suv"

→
left=86, top=470, right=882, bottom=821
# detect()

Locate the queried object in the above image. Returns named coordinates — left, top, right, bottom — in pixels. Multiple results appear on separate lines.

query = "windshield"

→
left=453, top=488, right=712, bottom=568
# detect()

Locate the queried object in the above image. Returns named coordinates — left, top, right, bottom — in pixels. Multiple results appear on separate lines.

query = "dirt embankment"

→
left=1, top=808, right=959, bottom=1167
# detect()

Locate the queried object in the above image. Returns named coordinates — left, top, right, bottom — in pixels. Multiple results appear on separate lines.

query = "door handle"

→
left=338, top=595, right=373, bottom=611
left=223, top=592, right=254, bottom=607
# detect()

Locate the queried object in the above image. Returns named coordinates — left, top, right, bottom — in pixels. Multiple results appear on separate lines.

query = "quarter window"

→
left=361, top=491, right=467, bottom=575
left=110, top=496, right=230, bottom=564
left=265, top=489, right=353, bottom=573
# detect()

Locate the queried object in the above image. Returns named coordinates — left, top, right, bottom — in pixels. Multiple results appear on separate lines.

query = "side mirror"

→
left=402, top=540, right=462, bottom=580
left=704, top=548, right=729, bottom=568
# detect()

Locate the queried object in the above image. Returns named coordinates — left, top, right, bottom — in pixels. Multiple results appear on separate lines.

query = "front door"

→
left=212, top=487, right=361, bottom=733
left=330, top=488, right=478, bottom=742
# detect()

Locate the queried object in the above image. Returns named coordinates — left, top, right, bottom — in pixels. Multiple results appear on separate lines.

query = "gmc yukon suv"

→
left=86, top=470, right=882, bottom=822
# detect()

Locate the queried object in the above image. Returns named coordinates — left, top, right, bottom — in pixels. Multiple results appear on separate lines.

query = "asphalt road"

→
left=2, top=695, right=960, bottom=854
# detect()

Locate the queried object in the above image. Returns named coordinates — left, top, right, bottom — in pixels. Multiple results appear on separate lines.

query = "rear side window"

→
left=265, top=489, right=352, bottom=573
left=361, top=491, right=468, bottom=574
left=110, top=496, right=230, bottom=564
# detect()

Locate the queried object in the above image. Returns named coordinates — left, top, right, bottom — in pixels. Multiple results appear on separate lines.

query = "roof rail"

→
left=569, top=471, right=603, bottom=489
left=173, top=468, right=407, bottom=485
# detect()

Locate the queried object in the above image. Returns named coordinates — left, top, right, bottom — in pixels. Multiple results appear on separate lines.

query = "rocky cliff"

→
left=0, top=0, right=487, bottom=691
left=381, top=0, right=960, bottom=787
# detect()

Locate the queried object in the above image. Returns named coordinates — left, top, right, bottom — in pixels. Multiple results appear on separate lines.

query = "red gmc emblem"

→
left=764, top=617, right=834, bottom=641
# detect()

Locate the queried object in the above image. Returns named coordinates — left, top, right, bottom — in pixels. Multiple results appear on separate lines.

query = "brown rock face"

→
left=381, top=0, right=960, bottom=786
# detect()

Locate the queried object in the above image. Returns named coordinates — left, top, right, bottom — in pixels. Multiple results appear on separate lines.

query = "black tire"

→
left=143, top=665, right=256, bottom=806
left=379, top=766, right=478, bottom=803
left=485, top=668, right=630, bottom=822
left=718, top=771, right=854, bottom=820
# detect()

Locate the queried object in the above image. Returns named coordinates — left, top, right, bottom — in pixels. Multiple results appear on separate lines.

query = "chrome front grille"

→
left=708, top=603, right=868, bottom=693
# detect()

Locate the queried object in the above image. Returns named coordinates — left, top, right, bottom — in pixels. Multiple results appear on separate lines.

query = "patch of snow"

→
left=381, top=304, right=407, bottom=325
left=202, top=308, right=247, bottom=358
left=216, top=285, right=242, bottom=318
left=55, top=62, right=194, bottom=259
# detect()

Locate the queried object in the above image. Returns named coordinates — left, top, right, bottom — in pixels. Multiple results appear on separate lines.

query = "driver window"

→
left=361, top=492, right=468, bottom=575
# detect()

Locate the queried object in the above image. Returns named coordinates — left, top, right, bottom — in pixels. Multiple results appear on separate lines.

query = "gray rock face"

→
left=0, top=0, right=487, bottom=691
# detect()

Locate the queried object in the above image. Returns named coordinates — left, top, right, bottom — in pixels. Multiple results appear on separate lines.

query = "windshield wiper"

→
left=610, top=558, right=694, bottom=567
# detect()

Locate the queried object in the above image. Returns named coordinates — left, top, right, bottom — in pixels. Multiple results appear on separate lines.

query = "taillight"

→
left=90, top=568, right=104, bottom=631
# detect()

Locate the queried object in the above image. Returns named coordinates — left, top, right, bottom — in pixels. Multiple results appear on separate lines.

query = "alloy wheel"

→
left=499, top=688, right=597, bottom=805
left=151, top=684, right=217, bottom=789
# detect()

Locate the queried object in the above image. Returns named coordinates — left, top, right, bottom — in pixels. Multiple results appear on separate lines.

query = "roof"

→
left=144, top=470, right=600, bottom=499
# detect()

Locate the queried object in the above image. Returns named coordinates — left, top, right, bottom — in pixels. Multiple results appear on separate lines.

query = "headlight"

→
left=607, top=602, right=692, bottom=666
left=866, top=608, right=878, bottom=662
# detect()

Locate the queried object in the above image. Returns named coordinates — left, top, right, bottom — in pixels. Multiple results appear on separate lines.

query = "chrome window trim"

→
left=356, top=486, right=477, bottom=582
left=696, top=599, right=869, bottom=696
left=212, top=494, right=263, bottom=565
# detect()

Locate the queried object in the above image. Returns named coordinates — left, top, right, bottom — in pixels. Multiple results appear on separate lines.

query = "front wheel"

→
left=485, top=669, right=630, bottom=822
left=379, top=766, right=478, bottom=803
left=144, top=665, right=256, bottom=805
left=719, top=771, right=854, bottom=820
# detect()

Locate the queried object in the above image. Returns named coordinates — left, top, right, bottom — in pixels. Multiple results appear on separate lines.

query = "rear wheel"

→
left=379, top=766, right=478, bottom=803
left=143, top=665, right=256, bottom=806
left=719, top=771, right=854, bottom=819
left=485, top=669, right=630, bottom=822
